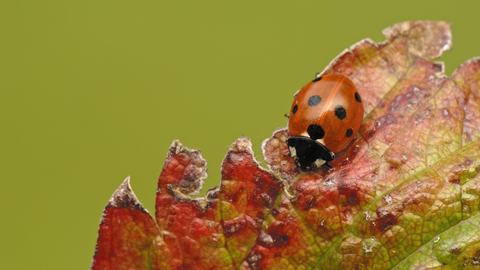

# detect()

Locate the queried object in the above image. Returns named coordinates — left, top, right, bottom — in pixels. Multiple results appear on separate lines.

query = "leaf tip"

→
left=105, top=176, right=148, bottom=214
left=230, top=135, right=253, bottom=153
left=169, top=139, right=188, bottom=155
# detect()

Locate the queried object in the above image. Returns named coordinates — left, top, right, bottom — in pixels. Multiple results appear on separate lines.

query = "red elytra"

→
left=287, top=74, right=363, bottom=169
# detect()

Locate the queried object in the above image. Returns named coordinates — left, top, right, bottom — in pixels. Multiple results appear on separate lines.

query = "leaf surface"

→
left=92, top=21, right=480, bottom=270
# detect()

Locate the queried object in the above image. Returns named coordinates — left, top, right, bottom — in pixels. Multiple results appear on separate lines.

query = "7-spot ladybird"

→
left=287, top=74, right=363, bottom=170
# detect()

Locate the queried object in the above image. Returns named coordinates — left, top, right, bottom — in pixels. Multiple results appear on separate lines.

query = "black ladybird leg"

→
left=324, top=162, right=334, bottom=169
left=285, top=114, right=290, bottom=118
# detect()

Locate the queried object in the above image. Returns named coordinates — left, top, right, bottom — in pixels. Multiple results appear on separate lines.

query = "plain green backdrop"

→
left=1, top=1, right=480, bottom=269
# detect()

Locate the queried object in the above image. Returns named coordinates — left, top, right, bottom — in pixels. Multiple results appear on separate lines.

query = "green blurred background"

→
left=1, top=1, right=480, bottom=269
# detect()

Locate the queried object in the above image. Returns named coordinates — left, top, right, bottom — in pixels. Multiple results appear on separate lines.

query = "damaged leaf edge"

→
left=164, top=135, right=288, bottom=211
left=381, top=21, right=452, bottom=59
left=163, top=139, right=218, bottom=211
left=166, top=139, right=208, bottom=196
left=320, top=21, right=452, bottom=77
left=220, top=134, right=286, bottom=192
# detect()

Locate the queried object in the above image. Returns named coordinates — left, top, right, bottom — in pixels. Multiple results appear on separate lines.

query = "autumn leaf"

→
left=91, top=21, right=480, bottom=270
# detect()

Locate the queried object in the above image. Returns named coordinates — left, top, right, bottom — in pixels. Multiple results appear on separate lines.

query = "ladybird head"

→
left=286, top=136, right=335, bottom=171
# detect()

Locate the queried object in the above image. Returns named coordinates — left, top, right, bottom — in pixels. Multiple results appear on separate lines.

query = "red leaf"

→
left=92, top=21, right=480, bottom=269
left=92, top=177, right=169, bottom=270
left=154, top=137, right=283, bottom=269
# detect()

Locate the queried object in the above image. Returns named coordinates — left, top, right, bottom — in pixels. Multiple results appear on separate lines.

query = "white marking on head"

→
left=289, top=146, right=297, bottom=158
left=315, top=159, right=326, bottom=168
left=315, top=138, right=325, bottom=145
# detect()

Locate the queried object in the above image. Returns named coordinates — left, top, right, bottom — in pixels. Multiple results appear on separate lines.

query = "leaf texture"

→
left=92, top=21, right=480, bottom=270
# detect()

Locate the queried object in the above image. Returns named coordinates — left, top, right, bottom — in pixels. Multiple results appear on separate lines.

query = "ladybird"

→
left=287, top=74, right=363, bottom=170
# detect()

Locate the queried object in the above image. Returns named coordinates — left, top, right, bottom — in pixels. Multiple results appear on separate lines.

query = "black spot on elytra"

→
left=292, top=105, right=298, bottom=114
left=355, top=92, right=362, bottom=103
left=312, top=76, right=322, bottom=82
left=308, top=95, right=321, bottom=106
left=307, top=124, right=324, bottom=140
left=335, top=105, right=347, bottom=120
left=346, top=128, right=353, bottom=138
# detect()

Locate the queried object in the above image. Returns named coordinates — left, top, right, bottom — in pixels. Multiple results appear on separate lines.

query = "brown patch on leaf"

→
left=450, top=244, right=463, bottom=255
left=446, top=159, right=473, bottom=184
left=338, top=181, right=361, bottom=206
left=370, top=210, right=399, bottom=235
left=223, top=215, right=257, bottom=238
